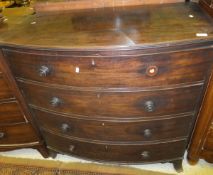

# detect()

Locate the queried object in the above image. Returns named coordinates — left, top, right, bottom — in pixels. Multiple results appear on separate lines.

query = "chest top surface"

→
left=1, top=2, right=213, bottom=49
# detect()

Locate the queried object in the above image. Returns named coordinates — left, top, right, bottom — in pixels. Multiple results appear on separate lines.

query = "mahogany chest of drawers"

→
left=2, top=44, right=213, bottom=171
left=0, top=53, right=47, bottom=156
left=1, top=1, right=213, bottom=172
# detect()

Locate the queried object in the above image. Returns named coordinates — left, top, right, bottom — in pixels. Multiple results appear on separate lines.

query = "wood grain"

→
left=1, top=2, right=213, bottom=48
left=20, top=81, right=202, bottom=118
left=33, top=108, right=193, bottom=142
left=4, top=48, right=212, bottom=88
left=1, top=2, right=212, bottom=166
left=43, top=129, right=186, bottom=163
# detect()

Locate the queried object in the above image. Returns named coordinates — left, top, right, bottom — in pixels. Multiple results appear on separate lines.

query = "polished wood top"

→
left=0, top=2, right=213, bottom=49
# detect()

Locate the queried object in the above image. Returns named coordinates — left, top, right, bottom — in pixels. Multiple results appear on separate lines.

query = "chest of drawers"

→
left=0, top=52, right=48, bottom=157
left=1, top=1, right=213, bottom=172
left=2, top=44, right=212, bottom=172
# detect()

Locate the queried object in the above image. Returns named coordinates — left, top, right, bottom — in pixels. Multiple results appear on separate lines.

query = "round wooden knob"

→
left=144, top=101, right=155, bottom=112
left=50, top=97, right=61, bottom=107
left=146, top=66, right=158, bottom=77
left=0, top=132, right=5, bottom=139
left=144, top=129, right=152, bottom=138
left=61, top=123, right=70, bottom=133
left=141, top=151, right=149, bottom=159
left=39, top=65, right=50, bottom=77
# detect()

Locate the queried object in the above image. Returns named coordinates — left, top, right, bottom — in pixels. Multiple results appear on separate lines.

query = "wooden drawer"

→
left=34, top=109, right=193, bottom=142
left=0, top=123, right=38, bottom=145
left=21, top=82, right=202, bottom=118
left=4, top=48, right=212, bottom=87
left=0, top=101, right=26, bottom=125
left=43, top=130, right=186, bottom=163
left=0, top=77, right=13, bottom=100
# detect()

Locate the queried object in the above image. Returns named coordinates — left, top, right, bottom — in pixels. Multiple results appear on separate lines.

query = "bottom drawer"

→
left=43, top=130, right=186, bottom=163
left=0, top=124, right=38, bottom=145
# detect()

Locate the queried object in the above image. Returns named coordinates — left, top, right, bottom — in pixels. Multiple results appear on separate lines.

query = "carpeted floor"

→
left=0, top=155, right=174, bottom=175
left=1, top=149, right=213, bottom=175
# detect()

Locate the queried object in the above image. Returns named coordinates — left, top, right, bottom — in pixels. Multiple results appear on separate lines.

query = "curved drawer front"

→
left=43, top=130, right=186, bottom=163
left=4, top=48, right=212, bottom=87
left=0, top=123, right=38, bottom=145
left=21, top=82, right=202, bottom=118
left=33, top=109, right=193, bottom=142
left=0, top=77, right=13, bottom=100
left=0, top=101, right=26, bottom=125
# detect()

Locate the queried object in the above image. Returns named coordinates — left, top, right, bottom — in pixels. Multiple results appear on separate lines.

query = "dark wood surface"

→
left=3, top=44, right=208, bottom=166
left=33, top=108, right=193, bottom=142
left=20, top=81, right=202, bottom=118
left=1, top=2, right=213, bottom=49
left=1, top=1, right=213, bottom=169
left=4, top=48, right=213, bottom=88
left=43, top=129, right=186, bottom=163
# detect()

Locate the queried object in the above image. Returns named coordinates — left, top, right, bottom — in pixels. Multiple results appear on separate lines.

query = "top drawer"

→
left=3, top=48, right=213, bottom=88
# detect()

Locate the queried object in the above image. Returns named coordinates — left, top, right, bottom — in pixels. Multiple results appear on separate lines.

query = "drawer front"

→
left=0, top=77, right=13, bottom=100
left=21, top=82, right=202, bottom=118
left=0, top=123, right=38, bottom=145
left=0, top=101, right=26, bottom=125
left=43, top=130, right=186, bottom=163
left=4, top=48, right=212, bottom=87
left=34, top=109, right=193, bottom=142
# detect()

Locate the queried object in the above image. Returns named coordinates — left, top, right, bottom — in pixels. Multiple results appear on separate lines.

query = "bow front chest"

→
left=1, top=1, right=213, bottom=172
